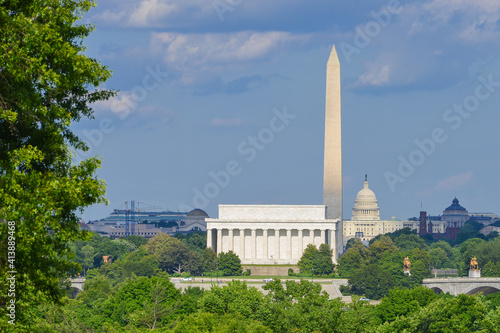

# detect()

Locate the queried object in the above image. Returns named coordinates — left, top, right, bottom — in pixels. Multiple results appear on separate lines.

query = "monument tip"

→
left=327, top=44, right=340, bottom=66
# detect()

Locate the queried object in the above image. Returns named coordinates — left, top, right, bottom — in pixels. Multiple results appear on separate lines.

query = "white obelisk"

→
left=323, top=45, right=343, bottom=257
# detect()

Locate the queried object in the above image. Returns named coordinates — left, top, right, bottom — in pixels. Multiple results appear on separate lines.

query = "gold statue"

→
left=404, top=257, right=411, bottom=273
left=103, top=255, right=112, bottom=264
left=470, top=257, right=478, bottom=271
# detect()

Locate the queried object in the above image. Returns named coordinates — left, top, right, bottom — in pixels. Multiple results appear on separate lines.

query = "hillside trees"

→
left=0, top=0, right=114, bottom=327
left=338, top=235, right=431, bottom=299
left=145, top=233, right=202, bottom=275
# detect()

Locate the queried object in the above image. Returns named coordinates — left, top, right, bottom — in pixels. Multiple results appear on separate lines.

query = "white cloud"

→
left=149, top=31, right=308, bottom=85
left=91, top=0, right=215, bottom=28
left=355, top=63, right=391, bottom=86
left=128, top=0, right=176, bottom=27
left=417, top=171, right=474, bottom=196
left=418, top=0, right=500, bottom=42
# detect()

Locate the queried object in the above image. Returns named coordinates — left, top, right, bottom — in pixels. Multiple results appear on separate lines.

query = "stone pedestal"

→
left=469, top=270, right=481, bottom=278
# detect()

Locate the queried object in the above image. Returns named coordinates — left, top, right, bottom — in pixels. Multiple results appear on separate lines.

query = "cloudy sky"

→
left=75, top=0, right=500, bottom=221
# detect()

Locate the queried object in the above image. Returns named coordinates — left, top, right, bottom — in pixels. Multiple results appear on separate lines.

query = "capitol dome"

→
left=352, top=175, right=380, bottom=221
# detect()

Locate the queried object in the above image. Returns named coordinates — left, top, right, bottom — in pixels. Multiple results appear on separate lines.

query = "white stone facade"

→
left=206, top=205, right=340, bottom=264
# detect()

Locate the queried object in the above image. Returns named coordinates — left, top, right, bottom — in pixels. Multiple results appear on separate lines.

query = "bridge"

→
left=70, top=277, right=86, bottom=291
left=422, top=277, right=500, bottom=296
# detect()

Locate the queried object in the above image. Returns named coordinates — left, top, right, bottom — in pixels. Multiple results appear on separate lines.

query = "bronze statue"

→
left=470, top=257, right=478, bottom=271
left=404, top=257, right=411, bottom=271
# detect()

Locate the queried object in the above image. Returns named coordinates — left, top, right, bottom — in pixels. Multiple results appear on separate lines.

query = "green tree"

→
left=296, top=243, right=333, bottom=276
left=429, top=247, right=449, bottom=270
left=374, top=287, right=439, bottom=324
left=104, top=275, right=180, bottom=328
left=483, top=261, right=500, bottom=277
left=201, top=247, right=217, bottom=273
left=81, top=245, right=96, bottom=274
left=218, top=250, right=242, bottom=276
left=119, top=235, right=148, bottom=248
left=297, top=244, right=318, bottom=274
left=316, top=243, right=335, bottom=275
left=349, top=263, right=395, bottom=300
left=394, top=234, right=428, bottom=251
left=0, top=0, right=113, bottom=327
left=199, top=280, right=266, bottom=319
left=337, top=238, right=368, bottom=278
left=145, top=233, right=201, bottom=275
left=376, top=294, right=498, bottom=333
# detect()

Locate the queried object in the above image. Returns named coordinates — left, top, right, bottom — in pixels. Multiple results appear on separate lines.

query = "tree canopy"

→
left=0, top=0, right=114, bottom=328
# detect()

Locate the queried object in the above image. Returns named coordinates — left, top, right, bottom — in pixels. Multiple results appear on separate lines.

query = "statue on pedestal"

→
left=469, top=257, right=481, bottom=278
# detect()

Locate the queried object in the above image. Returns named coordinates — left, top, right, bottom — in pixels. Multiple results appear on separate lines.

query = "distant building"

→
left=343, top=176, right=418, bottom=245
left=179, top=209, right=208, bottom=232
left=82, top=208, right=208, bottom=237
left=419, top=198, right=473, bottom=240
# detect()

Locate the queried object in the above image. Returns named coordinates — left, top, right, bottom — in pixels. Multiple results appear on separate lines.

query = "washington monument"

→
left=323, top=45, right=343, bottom=256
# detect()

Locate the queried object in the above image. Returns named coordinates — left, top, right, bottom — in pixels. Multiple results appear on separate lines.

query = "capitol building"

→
left=343, top=176, right=419, bottom=245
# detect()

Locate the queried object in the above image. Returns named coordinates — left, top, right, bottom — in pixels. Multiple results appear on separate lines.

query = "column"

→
left=207, top=228, right=212, bottom=250
left=263, top=229, right=268, bottom=261
left=251, top=229, right=256, bottom=259
left=298, top=229, right=303, bottom=257
left=217, top=229, right=222, bottom=254
left=321, top=229, right=325, bottom=244
left=310, top=229, right=315, bottom=246
left=287, top=229, right=292, bottom=259
left=241, top=229, right=245, bottom=259
left=275, top=229, right=280, bottom=260
left=228, top=228, right=234, bottom=252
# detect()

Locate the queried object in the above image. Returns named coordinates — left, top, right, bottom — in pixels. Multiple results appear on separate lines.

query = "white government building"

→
left=206, top=205, right=339, bottom=264
left=343, top=176, right=419, bottom=245
left=206, top=44, right=344, bottom=264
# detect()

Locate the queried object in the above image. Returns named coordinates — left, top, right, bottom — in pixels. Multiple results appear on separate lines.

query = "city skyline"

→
left=75, top=1, right=500, bottom=221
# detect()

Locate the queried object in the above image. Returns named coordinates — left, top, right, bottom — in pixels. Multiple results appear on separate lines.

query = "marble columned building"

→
left=206, top=44, right=343, bottom=263
left=206, top=205, right=337, bottom=264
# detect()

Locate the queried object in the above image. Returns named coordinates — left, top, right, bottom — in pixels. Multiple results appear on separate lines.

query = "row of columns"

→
left=207, top=228, right=332, bottom=259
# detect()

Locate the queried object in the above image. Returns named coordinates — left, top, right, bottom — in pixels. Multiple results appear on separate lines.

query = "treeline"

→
left=26, top=277, right=500, bottom=332
left=70, top=232, right=209, bottom=276
left=338, top=227, right=500, bottom=299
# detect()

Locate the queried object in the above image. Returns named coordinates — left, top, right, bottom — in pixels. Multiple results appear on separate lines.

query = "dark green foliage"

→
left=337, top=238, right=368, bottom=278
left=491, top=220, right=500, bottom=227
left=376, top=294, right=500, bottom=332
left=261, top=279, right=376, bottom=332
left=394, top=234, right=428, bottom=251
left=119, top=235, right=149, bottom=248
left=339, top=234, right=431, bottom=299
left=218, top=250, right=242, bottom=276
left=485, top=292, right=500, bottom=310
left=374, top=287, right=439, bottom=323
left=297, top=243, right=335, bottom=276
left=483, top=261, right=500, bottom=277
left=369, top=227, right=416, bottom=245
left=174, top=231, right=207, bottom=254
left=201, top=247, right=217, bottom=273
left=454, top=220, right=486, bottom=245
left=172, top=312, right=272, bottom=333
left=349, top=263, right=396, bottom=299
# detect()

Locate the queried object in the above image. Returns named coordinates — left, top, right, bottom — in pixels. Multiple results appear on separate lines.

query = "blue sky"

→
left=75, top=0, right=500, bottom=221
